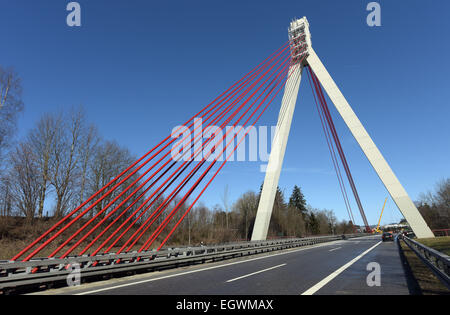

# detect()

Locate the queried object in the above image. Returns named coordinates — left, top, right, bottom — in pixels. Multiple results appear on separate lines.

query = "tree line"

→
left=0, top=67, right=142, bottom=222
left=416, top=178, right=450, bottom=231
left=0, top=105, right=142, bottom=221
left=155, top=185, right=357, bottom=245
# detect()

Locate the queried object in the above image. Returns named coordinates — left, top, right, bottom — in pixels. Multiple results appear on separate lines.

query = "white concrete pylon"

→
left=306, top=48, right=434, bottom=239
left=251, top=17, right=434, bottom=240
left=251, top=64, right=303, bottom=241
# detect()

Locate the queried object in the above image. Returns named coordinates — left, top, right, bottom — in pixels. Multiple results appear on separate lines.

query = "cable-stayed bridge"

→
left=0, top=17, right=437, bottom=295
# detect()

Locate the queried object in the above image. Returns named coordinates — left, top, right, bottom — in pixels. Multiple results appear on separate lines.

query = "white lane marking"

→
left=74, top=241, right=340, bottom=295
left=301, top=241, right=382, bottom=295
left=226, top=263, right=286, bottom=283
left=328, top=247, right=342, bottom=252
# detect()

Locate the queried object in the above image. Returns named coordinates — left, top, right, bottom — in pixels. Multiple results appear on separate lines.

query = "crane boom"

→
left=374, top=197, right=388, bottom=233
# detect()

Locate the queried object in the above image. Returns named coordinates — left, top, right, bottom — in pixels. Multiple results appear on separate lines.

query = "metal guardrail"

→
left=401, top=235, right=450, bottom=289
left=432, top=229, right=450, bottom=237
left=0, top=234, right=364, bottom=293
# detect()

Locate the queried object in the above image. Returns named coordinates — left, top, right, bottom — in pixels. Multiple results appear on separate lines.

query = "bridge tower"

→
left=251, top=17, right=434, bottom=240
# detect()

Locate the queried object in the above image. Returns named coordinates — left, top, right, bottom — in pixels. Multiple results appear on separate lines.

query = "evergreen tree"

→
left=309, top=212, right=320, bottom=235
left=289, top=185, right=307, bottom=216
left=269, top=186, right=287, bottom=237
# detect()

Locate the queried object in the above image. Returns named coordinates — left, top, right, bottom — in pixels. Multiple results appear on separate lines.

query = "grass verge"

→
left=399, top=240, right=450, bottom=295
left=416, top=236, right=450, bottom=256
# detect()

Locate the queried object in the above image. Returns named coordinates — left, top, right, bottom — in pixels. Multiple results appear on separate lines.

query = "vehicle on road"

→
left=382, top=232, right=394, bottom=242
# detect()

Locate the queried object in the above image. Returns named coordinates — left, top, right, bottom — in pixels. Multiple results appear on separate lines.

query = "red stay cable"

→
left=68, top=47, right=292, bottom=257
left=23, top=42, right=292, bottom=261
left=97, top=52, right=293, bottom=255
left=155, top=61, right=302, bottom=251
left=305, top=66, right=355, bottom=225
left=141, top=59, right=299, bottom=252
left=120, top=54, right=294, bottom=253
left=309, top=69, right=369, bottom=230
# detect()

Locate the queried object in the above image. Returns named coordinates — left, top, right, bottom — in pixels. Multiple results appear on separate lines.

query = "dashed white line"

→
left=301, top=241, right=382, bottom=295
left=226, top=263, right=286, bottom=283
left=328, top=247, right=342, bottom=252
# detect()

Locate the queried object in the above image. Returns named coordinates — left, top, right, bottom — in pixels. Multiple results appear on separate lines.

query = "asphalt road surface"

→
left=35, top=235, right=411, bottom=295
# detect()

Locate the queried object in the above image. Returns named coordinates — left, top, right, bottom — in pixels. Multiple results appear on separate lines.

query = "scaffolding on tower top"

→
left=288, top=17, right=312, bottom=64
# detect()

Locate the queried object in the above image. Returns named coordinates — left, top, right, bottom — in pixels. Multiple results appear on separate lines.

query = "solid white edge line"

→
left=74, top=241, right=340, bottom=295
left=226, top=263, right=286, bottom=283
left=301, top=241, right=382, bottom=295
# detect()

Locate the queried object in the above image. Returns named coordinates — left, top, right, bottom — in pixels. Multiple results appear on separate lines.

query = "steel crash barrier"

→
left=400, top=235, right=450, bottom=289
left=0, top=234, right=364, bottom=293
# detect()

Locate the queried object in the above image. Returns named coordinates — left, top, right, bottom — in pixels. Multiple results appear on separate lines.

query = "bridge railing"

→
left=0, top=233, right=364, bottom=293
left=401, top=235, right=450, bottom=289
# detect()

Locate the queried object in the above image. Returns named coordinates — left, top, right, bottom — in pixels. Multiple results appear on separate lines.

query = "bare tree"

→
left=88, top=140, right=136, bottom=218
left=324, top=210, right=337, bottom=235
left=191, top=203, right=213, bottom=242
left=221, top=185, right=230, bottom=229
left=0, top=67, right=24, bottom=165
left=417, top=178, right=450, bottom=230
left=28, top=114, right=63, bottom=218
left=0, top=173, right=13, bottom=217
left=435, top=179, right=450, bottom=210
left=50, top=108, right=83, bottom=217
left=78, top=124, right=99, bottom=205
left=233, top=191, right=259, bottom=240
left=9, top=142, right=39, bottom=221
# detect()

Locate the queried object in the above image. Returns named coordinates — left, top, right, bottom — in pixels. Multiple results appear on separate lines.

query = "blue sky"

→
left=1, top=0, right=449, bottom=226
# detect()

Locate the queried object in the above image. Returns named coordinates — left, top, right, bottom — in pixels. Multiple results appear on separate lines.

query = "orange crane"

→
left=373, top=197, right=388, bottom=234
